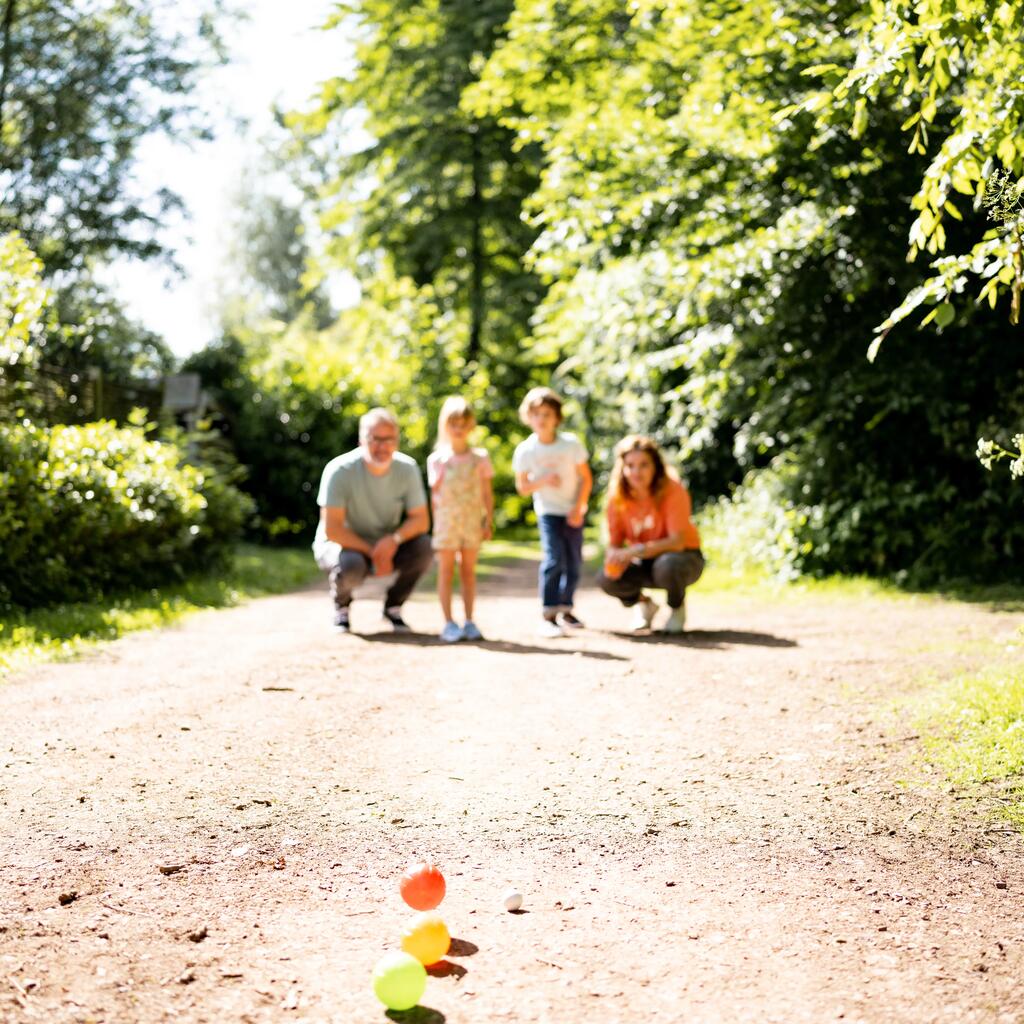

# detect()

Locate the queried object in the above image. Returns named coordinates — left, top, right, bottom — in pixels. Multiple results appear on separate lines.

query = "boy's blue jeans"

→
left=537, top=514, right=584, bottom=614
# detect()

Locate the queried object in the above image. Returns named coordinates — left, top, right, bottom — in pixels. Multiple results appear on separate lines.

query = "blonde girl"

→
left=427, top=397, right=494, bottom=642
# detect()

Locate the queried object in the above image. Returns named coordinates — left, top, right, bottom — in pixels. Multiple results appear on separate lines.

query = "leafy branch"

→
left=982, top=170, right=1024, bottom=326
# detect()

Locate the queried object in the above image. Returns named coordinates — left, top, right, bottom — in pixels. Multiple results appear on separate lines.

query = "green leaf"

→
left=997, top=135, right=1019, bottom=169
left=852, top=98, right=868, bottom=138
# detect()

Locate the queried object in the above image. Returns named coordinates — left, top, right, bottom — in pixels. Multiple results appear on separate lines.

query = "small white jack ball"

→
left=503, top=889, right=523, bottom=912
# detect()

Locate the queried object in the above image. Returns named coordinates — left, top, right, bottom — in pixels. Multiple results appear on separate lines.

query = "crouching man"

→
left=313, top=408, right=431, bottom=633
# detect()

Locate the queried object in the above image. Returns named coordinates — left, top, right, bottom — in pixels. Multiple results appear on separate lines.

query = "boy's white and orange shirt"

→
left=511, top=431, right=588, bottom=516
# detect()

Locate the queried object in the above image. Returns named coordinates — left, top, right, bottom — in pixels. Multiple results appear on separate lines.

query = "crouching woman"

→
left=597, top=435, right=704, bottom=634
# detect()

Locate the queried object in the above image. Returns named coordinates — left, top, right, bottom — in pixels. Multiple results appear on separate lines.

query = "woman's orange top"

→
left=605, top=478, right=701, bottom=551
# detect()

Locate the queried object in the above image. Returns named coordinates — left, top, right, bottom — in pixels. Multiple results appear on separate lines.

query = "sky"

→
left=108, top=0, right=355, bottom=358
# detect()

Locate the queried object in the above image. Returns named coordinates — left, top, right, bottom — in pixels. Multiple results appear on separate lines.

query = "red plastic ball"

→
left=399, top=861, right=446, bottom=911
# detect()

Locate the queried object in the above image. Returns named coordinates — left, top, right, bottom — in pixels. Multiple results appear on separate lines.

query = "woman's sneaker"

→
left=662, top=604, right=686, bottom=634
left=631, top=596, right=658, bottom=632
left=461, top=621, right=483, bottom=641
left=333, top=609, right=351, bottom=633
left=558, top=611, right=585, bottom=629
left=440, top=620, right=462, bottom=643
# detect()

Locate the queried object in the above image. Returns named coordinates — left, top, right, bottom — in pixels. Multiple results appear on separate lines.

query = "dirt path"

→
left=2, top=560, right=1024, bottom=1024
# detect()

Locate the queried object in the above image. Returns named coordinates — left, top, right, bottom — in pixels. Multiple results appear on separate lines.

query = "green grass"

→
left=476, top=538, right=542, bottom=577
left=0, top=545, right=319, bottom=680
left=689, top=555, right=912, bottom=604
left=693, top=553, right=1024, bottom=607
left=489, top=533, right=914, bottom=606
left=903, top=579, right=1024, bottom=613
left=912, top=654, right=1024, bottom=829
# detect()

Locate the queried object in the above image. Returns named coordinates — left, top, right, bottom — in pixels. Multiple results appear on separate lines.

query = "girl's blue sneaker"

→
left=461, top=621, right=483, bottom=641
left=440, top=620, right=463, bottom=643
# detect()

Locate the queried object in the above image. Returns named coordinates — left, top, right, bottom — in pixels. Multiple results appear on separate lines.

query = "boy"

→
left=512, top=387, right=593, bottom=637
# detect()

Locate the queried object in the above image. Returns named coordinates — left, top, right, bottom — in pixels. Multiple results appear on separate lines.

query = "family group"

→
left=312, top=387, right=704, bottom=641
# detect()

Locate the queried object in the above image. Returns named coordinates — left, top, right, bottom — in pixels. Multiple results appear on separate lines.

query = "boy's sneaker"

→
left=558, top=611, right=585, bottom=629
left=382, top=606, right=411, bottom=633
left=662, top=604, right=687, bottom=634
left=461, top=621, right=484, bottom=641
left=538, top=616, right=564, bottom=639
left=630, top=595, right=658, bottom=632
left=333, top=609, right=351, bottom=633
left=440, top=620, right=462, bottom=643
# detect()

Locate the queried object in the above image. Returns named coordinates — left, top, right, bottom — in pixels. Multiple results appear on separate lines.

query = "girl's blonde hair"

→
left=607, top=435, right=677, bottom=503
left=435, top=395, right=476, bottom=449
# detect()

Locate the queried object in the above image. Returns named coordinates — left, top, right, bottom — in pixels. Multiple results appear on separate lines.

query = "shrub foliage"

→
left=1, top=231, right=253, bottom=607
left=0, top=417, right=253, bottom=607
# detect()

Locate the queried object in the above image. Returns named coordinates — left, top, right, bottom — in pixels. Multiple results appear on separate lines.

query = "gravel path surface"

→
left=2, top=562, right=1023, bottom=1023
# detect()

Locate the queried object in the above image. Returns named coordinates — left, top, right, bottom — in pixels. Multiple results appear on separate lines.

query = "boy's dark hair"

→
left=518, top=386, right=563, bottom=426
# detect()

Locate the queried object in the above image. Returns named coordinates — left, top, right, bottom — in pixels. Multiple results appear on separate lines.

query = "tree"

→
left=797, top=0, right=1024, bottom=481
left=0, top=0, right=229, bottom=274
left=0, top=229, right=45, bottom=373
left=796, top=0, right=1024, bottom=340
left=45, top=277, right=176, bottom=380
left=468, top=0, right=1024, bottom=580
left=292, top=0, right=544, bottom=409
left=222, top=165, right=334, bottom=329
left=2, top=231, right=173, bottom=423
left=185, top=265, right=469, bottom=540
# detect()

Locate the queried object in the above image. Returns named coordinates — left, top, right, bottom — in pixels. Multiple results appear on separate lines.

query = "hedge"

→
left=0, top=419, right=253, bottom=607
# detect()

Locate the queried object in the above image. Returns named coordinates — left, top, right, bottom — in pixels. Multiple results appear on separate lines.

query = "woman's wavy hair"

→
left=607, top=435, right=676, bottom=503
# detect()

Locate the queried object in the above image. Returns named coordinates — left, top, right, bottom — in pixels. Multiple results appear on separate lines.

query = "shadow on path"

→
left=608, top=628, right=798, bottom=649
left=356, top=633, right=629, bottom=661
left=387, top=1008, right=446, bottom=1024
left=426, top=960, right=467, bottom=979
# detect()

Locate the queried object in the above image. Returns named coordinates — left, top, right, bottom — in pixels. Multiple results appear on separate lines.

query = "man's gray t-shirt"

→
left=312, top=449, right=427, bottom=565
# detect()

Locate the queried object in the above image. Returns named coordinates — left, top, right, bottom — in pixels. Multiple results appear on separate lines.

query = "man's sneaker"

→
left=461, top=621, right=484, bottom=641
left=538, top=617, right=564, bottom=639
left=662, top=604, right=687, bottom=634
left=333, top=609, right=351, bottom=633
left=630, top=595, right=658, bottom=632
left=558, top=611, right=585, bottom=629
left=440, top=620, right=462, bottom=643
left=383, top=606, right=411, bottom=633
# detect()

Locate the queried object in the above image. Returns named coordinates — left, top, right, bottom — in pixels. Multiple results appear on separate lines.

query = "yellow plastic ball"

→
left=400, top=912, right=450, bottom=966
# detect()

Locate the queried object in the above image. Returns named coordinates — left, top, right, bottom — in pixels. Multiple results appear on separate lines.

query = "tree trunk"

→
left=466, top=125, right=485, bottom=369
left=0, top=0, right=16, bottom=155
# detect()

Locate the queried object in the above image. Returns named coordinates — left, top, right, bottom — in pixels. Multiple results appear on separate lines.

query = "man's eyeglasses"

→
left=366, top=434, right=399, bottom=445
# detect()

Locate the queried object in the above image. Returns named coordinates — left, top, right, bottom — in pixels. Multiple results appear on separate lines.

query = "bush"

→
left=184, top=331, right=358, bottom=542
left=699, top=464, right=805, bottom=581
left=0, top=418, right=253, bottom=607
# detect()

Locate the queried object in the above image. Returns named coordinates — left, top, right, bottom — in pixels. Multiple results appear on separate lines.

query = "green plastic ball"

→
left=372, top=950, right=427, bottom=1011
